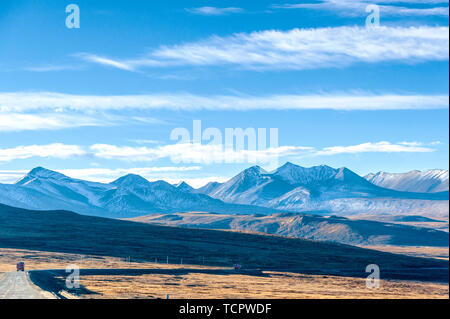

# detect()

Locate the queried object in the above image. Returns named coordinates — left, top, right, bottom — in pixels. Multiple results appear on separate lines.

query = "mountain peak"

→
left=176, top=181, right=194, bottom=192
left=273, top=163, right=337, bottom=185
left=335, top=167, right=355, bottom=178
left=29, top=167, right=64, bottom=178
left=241, top=165, right=268, bottom=176
left=280, top=162, right=298, bottom=168
left=16, top=167, right=67, bottom=185
left=111, top=174, right=150, bottom=187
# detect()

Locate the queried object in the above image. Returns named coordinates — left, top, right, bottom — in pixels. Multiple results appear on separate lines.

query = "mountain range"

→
left=195, top=163, right=449, bottom=218
left=1, top=167, right=275, bottom=218
left=365, top=169, right=449, bottom=193
left=0, top=164, right=448, bottom=219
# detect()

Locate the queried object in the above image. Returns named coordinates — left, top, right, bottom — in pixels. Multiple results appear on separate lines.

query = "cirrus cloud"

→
left=186, top=7, right=244, bottom=16
left=0, top=143, right=86, bottom=162
left=314, top=141, right=436, bottom=156
left=76, top=26, right=449, bottom=71
left=0, top=91, right=448, bottom=113
left=0, top=112, right=107, bottom=132
left=273, top=0, right=449, bottom=17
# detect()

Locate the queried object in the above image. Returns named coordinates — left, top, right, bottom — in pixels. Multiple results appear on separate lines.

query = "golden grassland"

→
left=77, top=271, right=449, bottom=299
left=0, top=248, right=220, bottom=273
left=0, top=248, right=448, bottom=299
left=359, top=245, right=449, bottom=260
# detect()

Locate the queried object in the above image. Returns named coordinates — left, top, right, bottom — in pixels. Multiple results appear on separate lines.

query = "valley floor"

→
left=0, top=248, right=448, bottom=299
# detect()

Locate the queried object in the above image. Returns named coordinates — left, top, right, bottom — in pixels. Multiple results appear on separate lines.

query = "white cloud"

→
left=2, top=90, right=446, bottom=132
left=273, top=1, right=449, bottom=17
left=76, top=26, right=449, bottom=71
left=0, top=170, right=28, bottom=183
left=90, top=141, right=437, bottom=165
left=131, top=139, right=162, bottom=145
left=1, top=92, right=448, bottom=113
left=0, top=110, right=164, bottom=132
left=74, top=53, right=137, bottom=71
left=314, top=141, right=435, bottom=156
left=23, top=65, right=82, bottom=72
left=186, top=7, right=244, bottom=16
left=90, top=144, right=162, bottom=162
left=90, top=143, right=312, bottom=165
left=0, top=113, right=106, bottom=131
left=0, top=142, right=312, bottom=166
left=0, top=141, right=438, bottom=175
left=0, top=144, right=86, bottom=162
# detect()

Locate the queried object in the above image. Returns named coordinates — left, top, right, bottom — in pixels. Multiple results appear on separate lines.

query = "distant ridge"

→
left=365, top=169, right=449, bottom=193
left=0, top=167, right=276, bottom=218
left=129, top=211, right=450, bottom=247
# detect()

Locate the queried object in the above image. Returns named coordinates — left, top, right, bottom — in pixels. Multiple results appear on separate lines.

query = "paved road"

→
left=0, top=271, right=54, bottom=299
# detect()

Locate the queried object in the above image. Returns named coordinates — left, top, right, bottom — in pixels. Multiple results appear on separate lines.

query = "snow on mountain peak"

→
left=241, top=165, right=268, bottom=176
left=29, top=167, right=65, bottom=178
left=365, top=169, right=449, bottom=193
left=2, top=164, right=448, bottom=219
left=273, top=163, right=338, bottom=185
left=16, top=167, right=67, bottom=185
left=233, top=165, right=269, bottom=185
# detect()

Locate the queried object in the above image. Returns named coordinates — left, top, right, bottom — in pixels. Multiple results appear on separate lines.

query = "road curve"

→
left=0, top=271, right=55, bottom=299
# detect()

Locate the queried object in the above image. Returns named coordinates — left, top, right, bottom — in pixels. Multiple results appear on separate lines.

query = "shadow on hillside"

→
left=29, top=270, right=98, bottom=299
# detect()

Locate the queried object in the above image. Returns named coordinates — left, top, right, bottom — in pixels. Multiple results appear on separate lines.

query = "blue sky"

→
left=0, top=0, right=448, bottom=186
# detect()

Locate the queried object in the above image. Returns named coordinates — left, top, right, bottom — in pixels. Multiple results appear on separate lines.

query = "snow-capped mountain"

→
left=365, top=169, right=449, bottom=193
left=11, top=167, right=113, bottom=215
left=101, top=174, right=250, bottom=216
left=17, top=167, right=114, bottom=200
left=0, top=167, right=274, bottom=217
left=205, top=166, right=293, bottom=206
left=197, top=163, right=449, bottom=218
left=0, top=165, right=448, bottom=219
left=272, top=162, right=338, bottom=185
